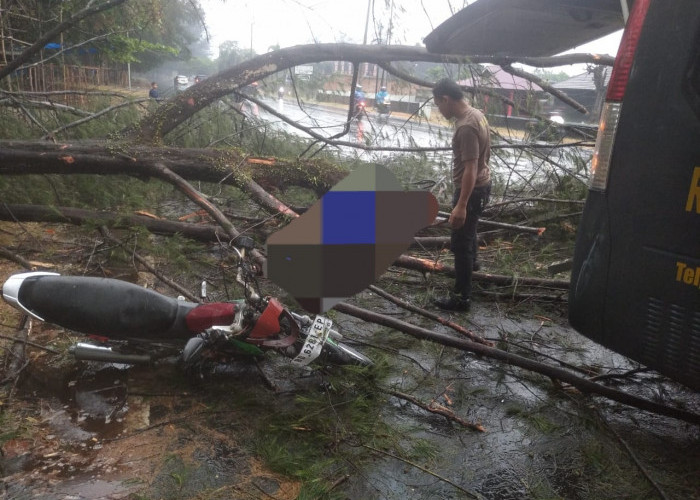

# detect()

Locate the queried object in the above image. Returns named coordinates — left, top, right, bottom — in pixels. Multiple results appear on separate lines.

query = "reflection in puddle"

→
left=66, top=365, right=129, bottom=438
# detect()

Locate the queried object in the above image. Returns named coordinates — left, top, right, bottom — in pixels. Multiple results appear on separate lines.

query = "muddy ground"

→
left=0, top=227, right=699, bottom=500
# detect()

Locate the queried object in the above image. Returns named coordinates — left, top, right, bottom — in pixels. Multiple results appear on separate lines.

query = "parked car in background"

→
left=174, top=75, right=189, bottom=93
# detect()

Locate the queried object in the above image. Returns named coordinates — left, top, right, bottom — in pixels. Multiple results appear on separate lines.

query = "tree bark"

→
left=393, top=255, right=570, bottom=289
left=0, top=204, right=228, bottom=241
left=0, top=140, right=347, bottom=195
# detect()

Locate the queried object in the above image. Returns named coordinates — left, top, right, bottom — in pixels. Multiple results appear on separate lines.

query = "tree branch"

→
left=334, top=302, right=700, bottom=426
left=42, top=98, right=150, bottom=140
left=500, top=64, right=589, bottom=115
left=383, top=388, right=485, bottom=431
left=134, top=43, right=613, bottom=143
left=145, top=162, right=266, bottom=267
left=368, top=284, right=493, bottom=346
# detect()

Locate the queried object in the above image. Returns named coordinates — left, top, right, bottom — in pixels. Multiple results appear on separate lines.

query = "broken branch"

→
left=333, top=301, right=700, bottom=426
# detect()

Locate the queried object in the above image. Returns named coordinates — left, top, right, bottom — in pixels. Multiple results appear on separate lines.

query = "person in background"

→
left=376, top=86, right=388, bottom=105
left=278, top=86, right=285, bottom=99
left=431, top=78, right=491, bottom=312
left=375, top=85, right=390, bottom=117
left=148, top=82, right=160, bottom=100
left=354, top=85, right=365, bottom=103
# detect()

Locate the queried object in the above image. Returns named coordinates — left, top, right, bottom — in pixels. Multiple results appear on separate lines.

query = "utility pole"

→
left=250, top=22, right=254, bottom=57
left=362, top=0, right=372, bottom=44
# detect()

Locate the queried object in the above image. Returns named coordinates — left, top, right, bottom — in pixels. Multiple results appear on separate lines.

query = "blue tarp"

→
left=43, top=43, right=97, bottom=54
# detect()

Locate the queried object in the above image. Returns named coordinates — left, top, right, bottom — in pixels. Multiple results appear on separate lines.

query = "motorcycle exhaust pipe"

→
left=69, top=342, right=152, bottom=364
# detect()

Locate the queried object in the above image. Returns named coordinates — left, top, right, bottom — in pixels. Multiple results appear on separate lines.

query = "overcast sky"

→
left=200, top=0, right=622, bottom=75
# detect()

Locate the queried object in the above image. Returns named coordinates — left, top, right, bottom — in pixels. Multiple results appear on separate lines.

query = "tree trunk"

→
left=0, top=204, right=228, bottom=241
left=0, top=140, right=347, bottom=195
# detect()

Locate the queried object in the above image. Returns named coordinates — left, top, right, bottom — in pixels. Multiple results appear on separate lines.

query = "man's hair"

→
left=432, top=78, right=463, bottom=100
left=151, top=81, right=157, bottom=86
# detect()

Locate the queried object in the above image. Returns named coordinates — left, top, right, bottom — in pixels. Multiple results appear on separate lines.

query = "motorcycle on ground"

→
left=2, top=236, right=372, bottom=374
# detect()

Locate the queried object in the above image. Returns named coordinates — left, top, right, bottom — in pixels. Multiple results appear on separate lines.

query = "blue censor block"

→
left=322, top=191, right=376, bottom=245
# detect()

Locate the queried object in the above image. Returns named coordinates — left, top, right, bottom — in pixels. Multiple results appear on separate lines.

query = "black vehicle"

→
left=425, top=0, right=700, bottom=389
left=569, top=0, right=700, bottom=389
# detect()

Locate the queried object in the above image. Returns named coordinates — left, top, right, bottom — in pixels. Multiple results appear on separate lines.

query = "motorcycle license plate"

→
left=291, top=316, right=332, bottom=366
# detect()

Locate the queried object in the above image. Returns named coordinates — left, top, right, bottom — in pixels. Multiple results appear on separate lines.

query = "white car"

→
left=174, top=75, right=189, bottom=92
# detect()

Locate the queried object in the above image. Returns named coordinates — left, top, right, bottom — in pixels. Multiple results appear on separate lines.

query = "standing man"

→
left=432, top=78, right=491, bottom=312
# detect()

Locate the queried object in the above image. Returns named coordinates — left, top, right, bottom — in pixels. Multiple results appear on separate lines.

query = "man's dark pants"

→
left=450, top=183, right=491, bottom=299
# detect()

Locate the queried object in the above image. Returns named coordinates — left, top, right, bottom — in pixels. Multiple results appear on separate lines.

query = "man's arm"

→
left=449, top=158, right=478, bottom=229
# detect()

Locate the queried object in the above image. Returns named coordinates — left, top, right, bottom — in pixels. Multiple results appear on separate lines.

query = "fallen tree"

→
left=132, top=44, right=613, bottom=143
left=0, top=140, right=346, bottom=196
left=0, top=204, right=570, bottom=291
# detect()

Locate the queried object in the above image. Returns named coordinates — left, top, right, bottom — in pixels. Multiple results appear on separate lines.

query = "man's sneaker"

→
left=434, top=294, right=471, bottom=312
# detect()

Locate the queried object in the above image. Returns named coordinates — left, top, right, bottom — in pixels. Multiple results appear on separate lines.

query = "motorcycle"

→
left=376, top=100, right=391, bottom=123
left=353, top=99, right=367, bottom=123
left=1, top=236, right=372, bottom=374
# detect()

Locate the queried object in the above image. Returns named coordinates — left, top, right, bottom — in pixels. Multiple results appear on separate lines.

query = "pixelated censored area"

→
left=322, top=191, right=376, bottom=244
left=265, top=165, right=438, bottom=313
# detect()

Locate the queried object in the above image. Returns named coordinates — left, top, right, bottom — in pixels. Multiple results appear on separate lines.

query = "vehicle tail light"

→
left=590, top=102, right=622, bottom=190
left=589, top=0, right=651, bottom=191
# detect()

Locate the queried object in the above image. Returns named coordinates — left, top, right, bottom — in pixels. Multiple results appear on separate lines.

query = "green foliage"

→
left=0, top=95, right=143, bottom=141
left=97, top=35, right=178, bottom=64
left=0, top=1, right=205, bottom=73
left=0, top=174, right=172, bottom=211
left=240, top=367, right=389, bottom=494
left=149, top=233, right=210, bottom=273
left=0, top=109, right=38, bottom=139
left=93, top=0, right=206, bottom=69
left=0, top=411, right=23, bottom=447
left=217, top=41, right=251, bottom=72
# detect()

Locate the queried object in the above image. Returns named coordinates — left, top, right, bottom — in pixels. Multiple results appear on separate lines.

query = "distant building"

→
left=458, top=67, right=546, bottom=127
left=549, top=68, right=611, bottom=124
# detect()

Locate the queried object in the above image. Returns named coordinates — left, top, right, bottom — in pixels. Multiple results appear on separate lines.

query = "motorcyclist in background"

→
left=375, top=86, right=390, bottom=118
left=354, top=85, right=365, bottom=103
left=352, top=85, right=367, bottom=122
left=376, top=86, right=388, bottom=106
